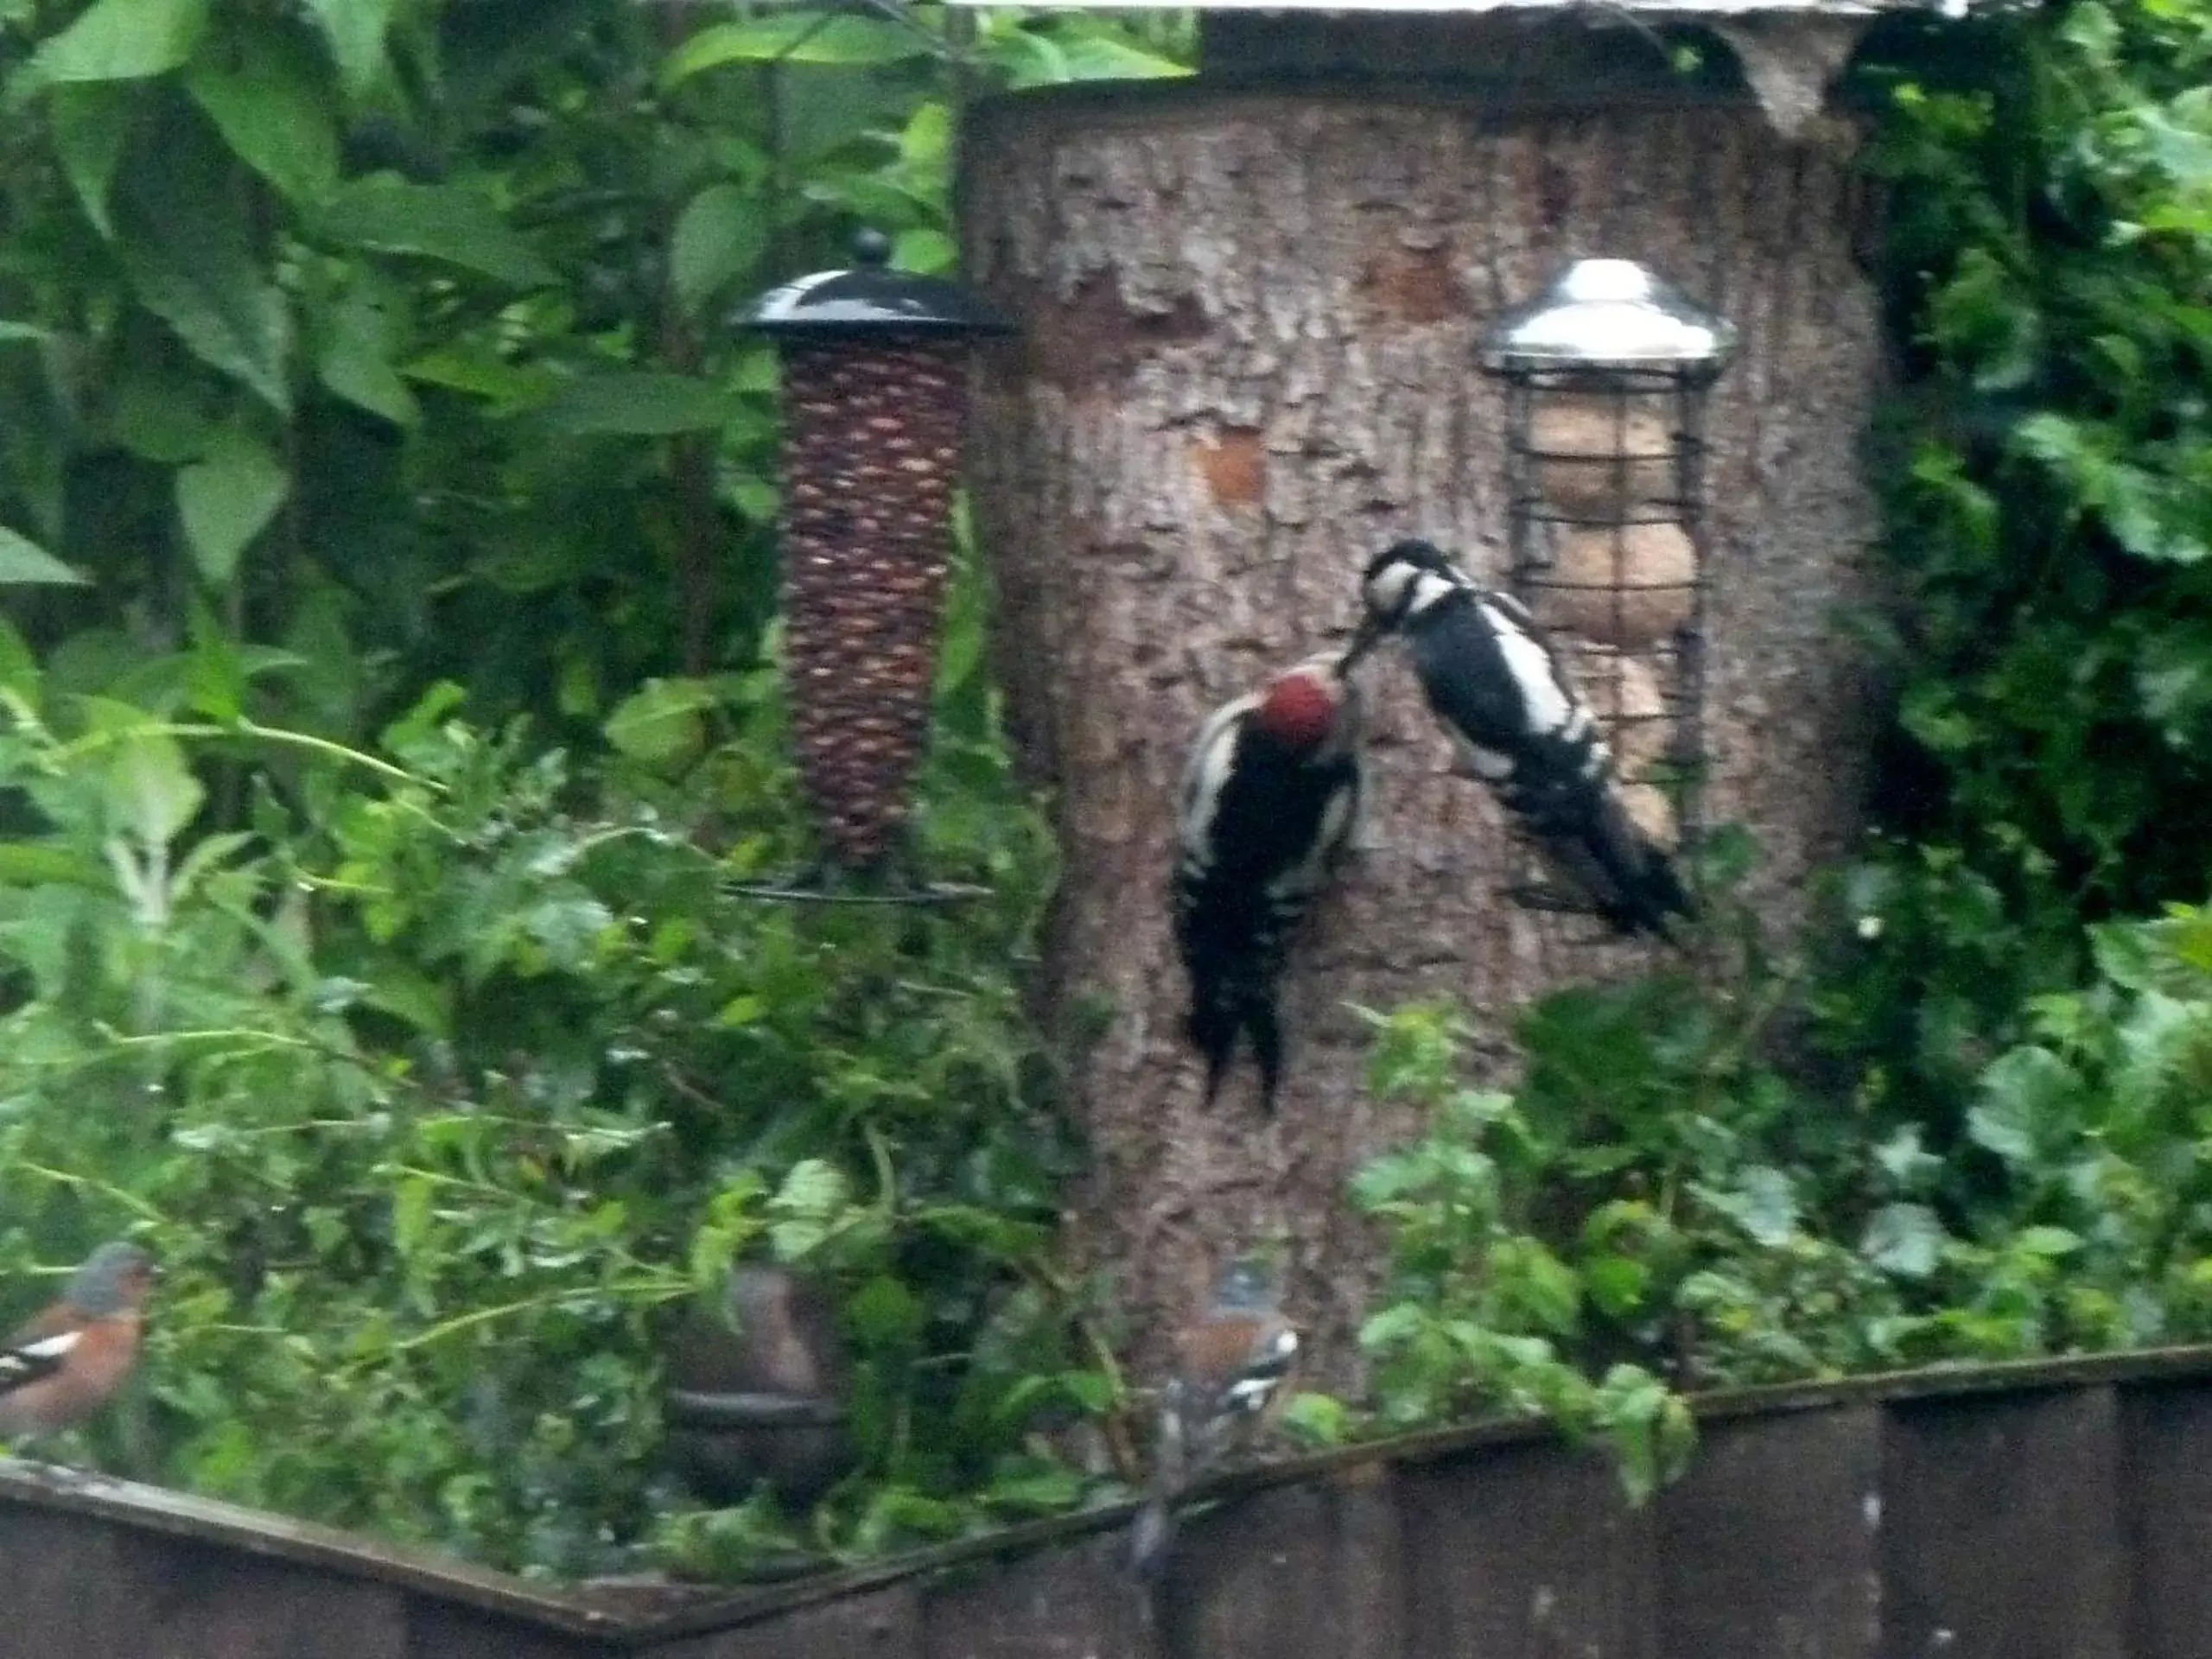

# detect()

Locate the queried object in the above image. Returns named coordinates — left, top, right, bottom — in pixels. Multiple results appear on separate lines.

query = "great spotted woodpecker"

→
left=1172, top=652, right=1368, bottom=1111
left=1128, top=1256, right=1299, bottom=1582
left=1346, top=538, right=1693, bottom=940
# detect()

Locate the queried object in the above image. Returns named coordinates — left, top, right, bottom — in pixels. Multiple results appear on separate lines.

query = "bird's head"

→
left=1344, top=538, right=1467, bottom=667
left=1211, top=1255, right=1283, bottom=1315
left=65, top=1242, right=155, bottom=1318
left=1252, top=656, right=1361, bottom=757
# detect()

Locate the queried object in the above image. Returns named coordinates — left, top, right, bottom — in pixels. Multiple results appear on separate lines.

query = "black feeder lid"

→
left=740, top=228, right=1016, bottom=342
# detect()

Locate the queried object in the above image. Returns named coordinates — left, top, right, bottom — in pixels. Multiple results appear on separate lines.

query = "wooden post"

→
left=959, top=35, right=1888, bottom=1383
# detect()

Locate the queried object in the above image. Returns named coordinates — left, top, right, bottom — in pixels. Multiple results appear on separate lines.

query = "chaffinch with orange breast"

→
left=1128, top=1255, right=1299, bottom=1580
left=0, top=1241, right=156, bottom=1442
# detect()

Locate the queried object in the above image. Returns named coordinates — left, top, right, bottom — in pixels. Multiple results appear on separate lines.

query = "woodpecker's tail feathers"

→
left=1583, top=791, right=1698, bottom=943
left=1185, top=972, right=1285, bottom=1110
left=1187, top=980, right=1239, bottom=1104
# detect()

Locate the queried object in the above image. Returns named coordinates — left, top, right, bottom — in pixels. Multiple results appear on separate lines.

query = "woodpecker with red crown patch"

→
left=1173, top=652, right=1368, bottom=1110
left=1346, top=537, right=1694, bottom=940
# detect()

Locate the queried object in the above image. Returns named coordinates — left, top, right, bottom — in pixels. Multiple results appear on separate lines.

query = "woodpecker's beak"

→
left=1338, top=614, right=1382, bottom=675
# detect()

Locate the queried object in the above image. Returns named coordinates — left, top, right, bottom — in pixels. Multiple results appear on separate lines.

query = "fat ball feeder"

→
left=1481, top=257, right=1736, bottom=925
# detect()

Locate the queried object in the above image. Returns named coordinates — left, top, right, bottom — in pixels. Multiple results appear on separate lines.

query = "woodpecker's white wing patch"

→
left=1478, top=600, right=1577, bottom=738
left=1178, top=693, right=1259, bottom=859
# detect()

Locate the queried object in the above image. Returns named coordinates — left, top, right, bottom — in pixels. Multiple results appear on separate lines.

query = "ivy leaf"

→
left=1729, top=1165, right=1800, bottom=1245
left=314, top=181, right=556, bottom=289
left=0, top=528, right=87, bottom=586
left=302, top=0, right=397, bottom=96
left=177, top=430, right=289, bottom=585
left=28, top=0, right=208, bottom=85
left=1969, top=1046, right=2083, bottom=1165
left=539, top=372, right=733, bottom=436
left=669, top=184, right=766, bottom=320
left=186, top=35, right=339, bottom=206
left=1863, top=1202, right=1946, bottom=1279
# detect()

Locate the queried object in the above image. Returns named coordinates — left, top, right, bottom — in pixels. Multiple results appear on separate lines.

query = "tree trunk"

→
left=958, top=78, right=1888, bottom=1389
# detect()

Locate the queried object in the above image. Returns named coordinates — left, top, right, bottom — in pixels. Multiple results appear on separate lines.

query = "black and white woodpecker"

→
left=1127, top=1255, right=1300, bottom=1583
left=1172, top=651, right=1369, bottom=1111
left=1345, top=537, right=1694, bottom=940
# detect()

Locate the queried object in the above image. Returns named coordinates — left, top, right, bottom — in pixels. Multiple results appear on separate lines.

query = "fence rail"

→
left=7, top=1345, right=2212, bottom=1658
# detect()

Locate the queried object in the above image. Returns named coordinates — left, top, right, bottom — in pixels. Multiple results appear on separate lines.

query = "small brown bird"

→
left=0, top=1242, right=156, bottom=1441
left=1128, top=1255, right=1300, bottom=1580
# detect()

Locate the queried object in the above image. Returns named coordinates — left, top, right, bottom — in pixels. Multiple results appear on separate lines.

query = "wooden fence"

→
left=6, top=1346, right=2212, bottom=1658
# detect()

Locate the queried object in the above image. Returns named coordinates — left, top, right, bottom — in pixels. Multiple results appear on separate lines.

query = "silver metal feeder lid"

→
left=1482, top=258, right=1736, bottom=377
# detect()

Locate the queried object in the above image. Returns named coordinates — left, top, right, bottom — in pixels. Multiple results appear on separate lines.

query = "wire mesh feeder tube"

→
left=779, top=338, right=965, bottom=868
left=741, top=230, right=1015, bottom=887
left=1482, top=258, right=1735, bottom=927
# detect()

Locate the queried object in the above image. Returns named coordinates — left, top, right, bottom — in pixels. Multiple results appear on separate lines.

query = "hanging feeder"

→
left=1480, top=257, right=1736, bottom=919
left=737, top=228, right=1015, bottom=897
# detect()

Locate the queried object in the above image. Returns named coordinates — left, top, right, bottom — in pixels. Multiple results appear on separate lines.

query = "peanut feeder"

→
left=741, top=231, right=1014, bottom=874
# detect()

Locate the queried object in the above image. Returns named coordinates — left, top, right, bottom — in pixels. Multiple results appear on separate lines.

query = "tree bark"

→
left=958, top=81, right=1889, bottom=1389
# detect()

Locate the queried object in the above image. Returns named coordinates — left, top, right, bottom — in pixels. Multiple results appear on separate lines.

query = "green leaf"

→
left=0, top=615, right=39, bottom=700
left=315, top=283, right=417, bottom=427
left=0, top=841, right=107, bottom=888
left=114, top=113, right=291, bottom=413
left=669, top=184, right=766, bottom=319
left=1969, top=1046, right=2082, bottom=1165
left=314, top=181, right=556, bottom=289
left=1275, top=1390, right=1352, bottom=1447
left=2012, top=1225, right=2083, bottom=1258
left=48, top=83, right=131, bottom=237
left=29, top=0, right=208, bottom=85
left=186, top=35, right=339, bottom=204
left=662, top=16, right=931, bottom=84
left=176, top=429, right=289, bottom=584
left=1863, top=1202, right=1945, bottom=1278
left=539, top=372, right=733, bottom=436
left=103, top=728, right=204, bottom=849
left=1054, top=32, right=1195, bottom=82
left=1582, top=1255, right=1650, bottom=1317
left=0, top=527, right=87, bottom=586
left=302, top=0, right=397, bottom=96
left=893, top=227, right=956, bottom=274
left=1729, top=1166, right=1799, bottom=1246
left=604, top=677, right=718, bottom=767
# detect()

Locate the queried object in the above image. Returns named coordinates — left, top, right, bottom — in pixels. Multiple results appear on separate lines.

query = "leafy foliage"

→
left=0, top=0, right=1187, bottom=744
left=1338, top=892, right=2212, bottom=1499
left=0, top=591, right=1123, bottom=1575
left=1831, top=0, right=2212, bottom=1126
